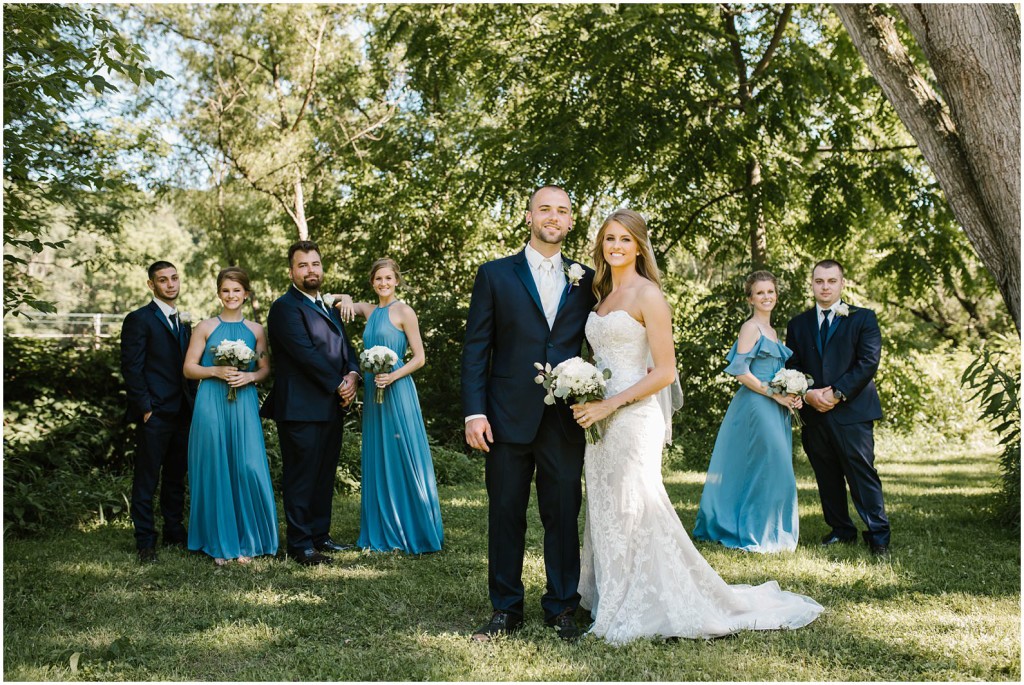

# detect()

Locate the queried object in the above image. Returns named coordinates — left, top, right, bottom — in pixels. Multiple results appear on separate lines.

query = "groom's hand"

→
left=805, top=387, right=837, bottom=413
left=465, top=418, right=493, bottom=453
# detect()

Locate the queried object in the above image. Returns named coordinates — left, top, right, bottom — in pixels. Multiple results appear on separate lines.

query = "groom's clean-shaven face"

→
left=289, top=249, right=324, bottom=295
left=811, top=265, right=844, bottom=308
left=525, top=187, right=572, bottom=248
left=147, top=267, right=180, bottom=305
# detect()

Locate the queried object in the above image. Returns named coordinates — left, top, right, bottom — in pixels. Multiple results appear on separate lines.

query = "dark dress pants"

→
left=802, top=413, right=890, bottom=546
left=277, top=419, right=345, bottom=553
left=131, top=410, right=190, bottom=549
left=486, top=405, right=585, bottom=622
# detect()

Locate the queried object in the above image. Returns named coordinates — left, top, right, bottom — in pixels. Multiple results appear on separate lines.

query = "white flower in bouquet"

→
left=833, top=302, right=850, bottom=317
left=565, top=263, right=585, bottom=289
left=533, top=357, right=612, bottom=444
left=360, top=345, right=399, bottom=403
left=765, top=368, right=814, bottom=427
left=211, top=338, right=260, bottom=401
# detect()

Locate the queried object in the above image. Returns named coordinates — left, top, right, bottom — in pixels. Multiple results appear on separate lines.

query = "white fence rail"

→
left=4, top=313, right=126, bottom=339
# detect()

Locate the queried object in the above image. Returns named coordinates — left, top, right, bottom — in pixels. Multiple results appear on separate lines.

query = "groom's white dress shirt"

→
left=524, top=243, right=566, bottom=330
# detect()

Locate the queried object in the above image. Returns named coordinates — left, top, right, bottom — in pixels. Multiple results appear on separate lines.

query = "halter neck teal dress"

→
left=693, top=333, right=799, bottom=553
left=187, top=317, right=279, bottom=559
left=357, top=302, right=443, bottom=553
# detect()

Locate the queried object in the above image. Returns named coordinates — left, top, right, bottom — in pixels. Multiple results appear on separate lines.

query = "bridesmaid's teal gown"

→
left=187, top=318, right=279, bottom=559
left=693, top=334, right=799, bottom=553
left=358, top=303, right=443, bottom=553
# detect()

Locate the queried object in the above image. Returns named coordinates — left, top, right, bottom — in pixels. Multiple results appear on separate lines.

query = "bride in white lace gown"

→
left=572, top=210, right=823, bottom=645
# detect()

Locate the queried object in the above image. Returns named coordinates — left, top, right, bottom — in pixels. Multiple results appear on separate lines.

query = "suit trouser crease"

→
left=131, top=412, right=190, bottom=548
left=277, top=419, right=344, bottom=552
left=486, top=407, right=584, bottom=621
left=802, top=415, right=889, bottom=545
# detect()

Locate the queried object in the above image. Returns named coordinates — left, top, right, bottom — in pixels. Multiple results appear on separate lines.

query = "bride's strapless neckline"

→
left=590, top=309, right=645, bottom=328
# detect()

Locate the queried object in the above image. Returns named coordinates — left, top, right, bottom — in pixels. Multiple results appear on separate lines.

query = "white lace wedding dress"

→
left=578, top=310, right=823, bottom=645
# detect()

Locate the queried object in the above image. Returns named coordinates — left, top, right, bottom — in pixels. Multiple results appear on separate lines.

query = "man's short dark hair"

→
left=527, top=184, right=571, bottom=211
left=288, top=240, right=321, bottom=266
left=147, top=261, right=176, bottom=280
left=812, top=259, right=845, bottom=277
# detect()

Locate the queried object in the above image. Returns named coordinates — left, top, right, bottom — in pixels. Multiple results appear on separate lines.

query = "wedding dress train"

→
left=578, top=310, right=822, bottom=644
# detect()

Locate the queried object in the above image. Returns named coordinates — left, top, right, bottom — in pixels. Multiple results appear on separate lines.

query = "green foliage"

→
left=961, top=342, right=1021, bottom=529
left=3, top=337, right=134, bottom=536
left=3, top=3, right=168, bottom=315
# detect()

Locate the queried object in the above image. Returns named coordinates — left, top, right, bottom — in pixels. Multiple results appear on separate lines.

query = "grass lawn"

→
left=3, top=429, right=1019, bottom=681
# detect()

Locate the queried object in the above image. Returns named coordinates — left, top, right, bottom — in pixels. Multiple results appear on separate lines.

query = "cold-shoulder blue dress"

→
left=187, top=317, right=279, bottom=559
left=357, top=303, right=443, bottom=553
left=693, top=334, right=799, bottom=553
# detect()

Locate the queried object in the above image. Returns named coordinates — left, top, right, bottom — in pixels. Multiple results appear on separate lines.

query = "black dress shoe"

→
left=471, top=610, right=524, bottom=642
left=290, top=548, right=332, bottom=566
left=547, top=607, right=584, bottom=642
left=315, top=538, right=355, bottom=553
left=821, top=532, right=856, bottom=546
left=138, top=547, right=158, bottom=564
left=869, top=543, right=890, bottom=556
left=162, top=536, right=187, bottom=549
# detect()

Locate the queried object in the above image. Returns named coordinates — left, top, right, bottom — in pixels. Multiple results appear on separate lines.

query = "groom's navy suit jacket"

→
left=260, top=285, right=360, bottom=422
left=120, top=300, right=195, bottom=422
left=786, top=305, right=883, bottom=426
left=461, top=249, right=597, bottom=444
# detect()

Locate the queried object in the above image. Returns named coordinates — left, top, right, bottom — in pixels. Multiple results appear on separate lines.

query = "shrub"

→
left=961, top=341, right=1021, bottom=529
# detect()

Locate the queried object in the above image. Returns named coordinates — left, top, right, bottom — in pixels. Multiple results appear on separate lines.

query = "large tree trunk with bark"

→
left=832, top=3, right=1020, bottom=332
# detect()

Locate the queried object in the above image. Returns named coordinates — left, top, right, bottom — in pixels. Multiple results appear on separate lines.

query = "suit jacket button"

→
left=547, top=343, right=554, bottom=348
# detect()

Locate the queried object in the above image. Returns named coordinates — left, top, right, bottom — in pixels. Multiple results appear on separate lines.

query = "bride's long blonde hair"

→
left=590, top=209, right=663, bottom=305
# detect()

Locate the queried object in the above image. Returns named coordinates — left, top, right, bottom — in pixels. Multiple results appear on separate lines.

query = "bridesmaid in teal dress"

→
left=337, top=258, right=443, bottom=554
left=693, top=271, right=804, bottom=553
left=184, top=267, right=278, bottom=565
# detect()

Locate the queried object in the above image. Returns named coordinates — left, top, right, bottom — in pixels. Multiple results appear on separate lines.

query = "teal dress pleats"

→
left=357, top=303, right=443, bottom=553
left=693, top=334, right=799, bottom=553
left=187, top=318, right=279, bottom=559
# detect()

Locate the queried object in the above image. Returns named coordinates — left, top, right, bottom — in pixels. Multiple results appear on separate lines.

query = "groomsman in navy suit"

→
left=261, top=241, right=361, bottom=566
left=786, top=259, right=891, bottom=555
left=120, top=261, right=196, bottom=563
left=462, top=185, right=597, bottom=641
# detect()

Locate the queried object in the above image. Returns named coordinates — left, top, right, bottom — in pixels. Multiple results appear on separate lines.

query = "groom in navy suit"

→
left=120, top=260, right=196, bottom=563
left=462, top=185, right=597, bottom=641
left=786, top=259, right=890, bottom=555
left=261, top=241, right=361, bottom=566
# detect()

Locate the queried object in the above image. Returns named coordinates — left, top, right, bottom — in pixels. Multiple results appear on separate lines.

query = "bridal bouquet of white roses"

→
left=211, top=339, right=260, bottom=401
left=360, top=345, right=399, bottom=403
left=534, top=357, right=612, bottom=444
left=765, top=368, right=814, bottom=427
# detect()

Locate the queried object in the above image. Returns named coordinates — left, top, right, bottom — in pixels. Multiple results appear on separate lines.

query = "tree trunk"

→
left=294, top=168, right=309, bottom=241
left=832, top=3, right=1020, bottom=332
left=746, top=156, right=768, bottom=269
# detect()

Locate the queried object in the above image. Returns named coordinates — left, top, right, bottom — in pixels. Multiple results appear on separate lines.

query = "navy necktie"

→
left=170, top=312, right=180, bottom=336
left=819, top=309, right=831, bottom=348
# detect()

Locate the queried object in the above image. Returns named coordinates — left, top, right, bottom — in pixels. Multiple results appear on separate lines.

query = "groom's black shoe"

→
left=821, top=532, right=856, bottom=546
left=471, top=610, right=523, bottom=642
left=868, top=542, right=890, bottom=557
left=290, top=548, right=332, bottom=566
left=315, top=538, right=355, bottom=553
left=547, top=607, right=584, bottom=642
left=137, top=547, right=158, bottom=564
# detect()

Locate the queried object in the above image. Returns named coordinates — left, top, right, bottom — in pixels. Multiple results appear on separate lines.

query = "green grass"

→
left=3, top=429, right=1019, bottom=681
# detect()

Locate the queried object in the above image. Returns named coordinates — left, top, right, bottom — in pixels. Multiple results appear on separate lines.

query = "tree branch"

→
left=292, top=17, right=327, bottom=132
left=750, top=3, right=793, bottom=81
left=659, top=186, right=746, bottom=256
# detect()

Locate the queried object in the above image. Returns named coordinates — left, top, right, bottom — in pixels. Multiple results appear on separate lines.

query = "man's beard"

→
left=302, top=275, right=321, bottom=290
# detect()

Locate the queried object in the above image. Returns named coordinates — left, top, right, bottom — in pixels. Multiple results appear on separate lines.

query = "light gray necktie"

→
left=539, top=259, right=561, bottom=328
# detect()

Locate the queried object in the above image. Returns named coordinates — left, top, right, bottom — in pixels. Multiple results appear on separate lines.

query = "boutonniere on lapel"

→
left=564, top=262, right=585, bottom=291
left=321, top=293, right=337, bottom=308
left=833, top=302, right=850, bottom=317
left=178, top=312, right=193, bottom=325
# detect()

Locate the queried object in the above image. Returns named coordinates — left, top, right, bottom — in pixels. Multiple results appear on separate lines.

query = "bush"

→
left=960, top=340, right=1021, bottom=529
left=4, top=337, right=134, bottom=536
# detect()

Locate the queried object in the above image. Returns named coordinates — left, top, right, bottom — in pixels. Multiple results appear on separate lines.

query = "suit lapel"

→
left=298, top=289, right=342, bottom=334
left=825, top=310, right=845, bottom=347
left=513, top=252, right=546, bottom=320
left=149, top=302, right=176, bottom=338
left=554, top=258, right=577, bottom=318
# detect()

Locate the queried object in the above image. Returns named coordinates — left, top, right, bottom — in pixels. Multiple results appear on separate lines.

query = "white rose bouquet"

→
left=360, top=345, right=399, bottom=403
left=534, top=357, right=612, bottom=444
left=211, top=339, right=260, bottom=401
left=765, top=368, right=814, bottom=427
